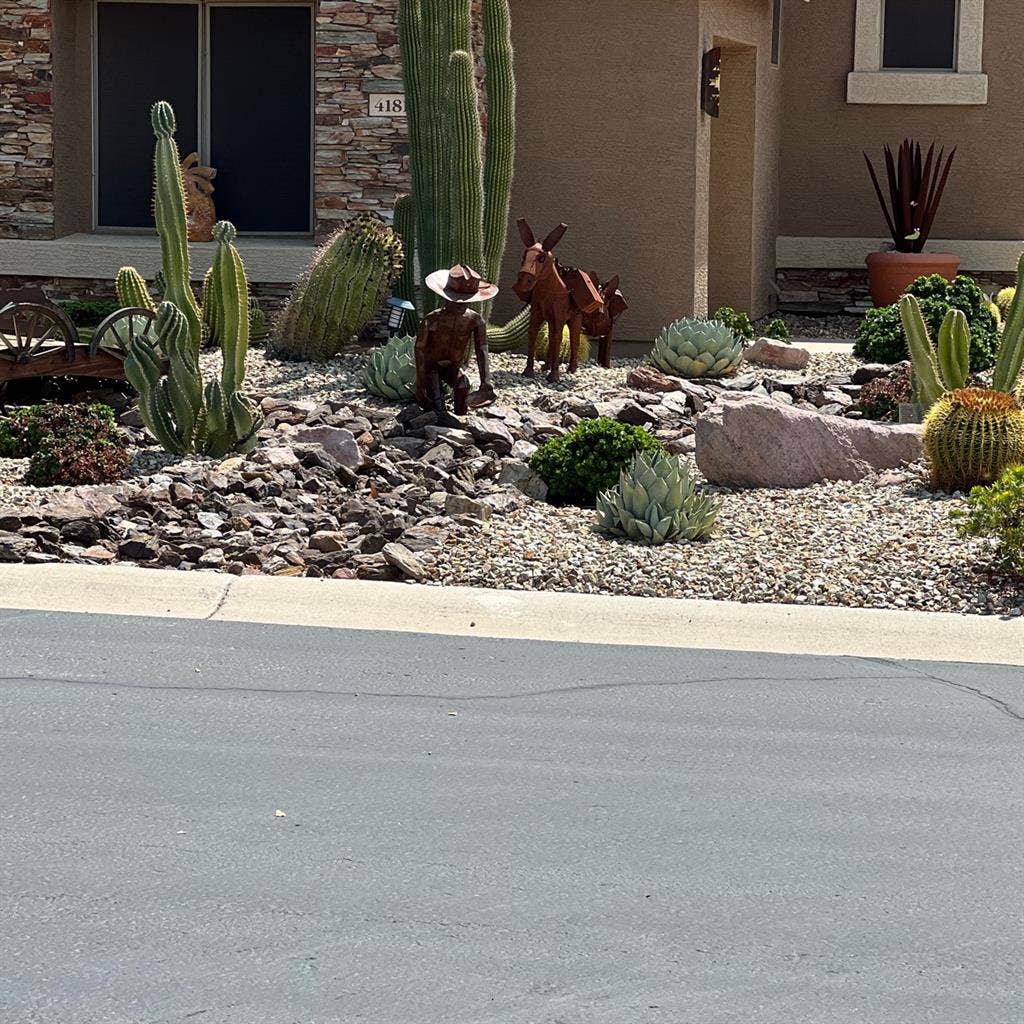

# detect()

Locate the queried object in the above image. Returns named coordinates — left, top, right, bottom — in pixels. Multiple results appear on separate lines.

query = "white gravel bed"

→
left=430, top=466, right=1024, bottom=616
left=234, top=347, right=861, bottom=407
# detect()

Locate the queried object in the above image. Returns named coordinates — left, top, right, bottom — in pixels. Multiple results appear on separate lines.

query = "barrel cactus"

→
left=268, top=215, right=404, bottom=362
left=996, top=286, right=1016, bottom=320
left=651, top=318, right=743, bottom=379
left=923, top=388, right=1024, bottom=492
left=364, top=335, right=416, bottom=400
left=596, top=450, right=719, bottom=546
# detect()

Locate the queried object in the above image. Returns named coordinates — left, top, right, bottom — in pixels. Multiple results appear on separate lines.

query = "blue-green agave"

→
left=596, top=450, right=719, bottom=546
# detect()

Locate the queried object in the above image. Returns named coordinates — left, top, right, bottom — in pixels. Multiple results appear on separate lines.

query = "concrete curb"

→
left=0, top=563, right=1020, bottom=665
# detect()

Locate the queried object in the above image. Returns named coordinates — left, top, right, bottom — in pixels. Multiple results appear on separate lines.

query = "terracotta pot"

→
left=865, top=250, right=961, bottom=308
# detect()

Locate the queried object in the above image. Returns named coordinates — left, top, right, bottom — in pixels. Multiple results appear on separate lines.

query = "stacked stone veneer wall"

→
left=314, top=0, right=408, bottom=236
left=0, top=0, right=54, bottom=240
left=777, top=267, right=1018, bottom=309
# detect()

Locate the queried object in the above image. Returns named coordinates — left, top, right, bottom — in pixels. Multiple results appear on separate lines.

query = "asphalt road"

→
left=0, top=608, right=1021, bottom=1024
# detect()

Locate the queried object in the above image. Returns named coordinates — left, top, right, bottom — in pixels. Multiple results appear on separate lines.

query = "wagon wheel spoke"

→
left=26, top=319, right=63, bottom=356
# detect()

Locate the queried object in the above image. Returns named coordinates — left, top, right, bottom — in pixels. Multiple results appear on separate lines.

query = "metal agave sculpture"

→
left=864, top=138, right=956, bottom=254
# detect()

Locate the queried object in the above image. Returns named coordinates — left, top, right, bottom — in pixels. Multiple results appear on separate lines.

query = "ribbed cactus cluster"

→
left=363, top=335, right=417, bottom=400
left=596, top=451, right=719, bottom=546
left=651, top=318, right=743, bottom=379
left=398, top=0, right=515, bottom=315
left=899, top=295, right=970, bottom=410
left=923, top=388, right=1024, bottom=492
left=269, top=215, right=404, bottom=362
left=115, top=267, right=157, bottom=313
left=124, top=221, right=263, bottom=457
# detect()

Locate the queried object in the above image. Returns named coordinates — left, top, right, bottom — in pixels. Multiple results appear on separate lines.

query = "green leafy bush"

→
left=854, top=274, right=999, bottom=372
left=57, top=300, right=120, bottom=328
left=712, top=306, right=754, bottom=341
left=953, top=465, right=1024, bottom=574
left=762, top=317, right=791, bottom=343
left=0, top=404, right=130, bottom=486
left=530, top=417, right=665, bottom=507
left=858, top=367, right=912, bottom=421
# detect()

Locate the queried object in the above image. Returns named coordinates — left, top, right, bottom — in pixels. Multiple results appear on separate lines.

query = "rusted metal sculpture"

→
left=512, top=219, right=627, bottom=381
left=415, top=265, right=498, bottom=427
left=181, top=153, right=217, bottom=243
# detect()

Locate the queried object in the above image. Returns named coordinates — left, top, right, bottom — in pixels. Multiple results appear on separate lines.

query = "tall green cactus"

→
left=268, top=215, right=404, bottom=362
left=118, top=101, right=203, bottom=354
left=124, top=221, right=263, bottom=458
left=399, top=0, right=515, bottom=314
left=115, top=267, right=156, bottom=312
left=900, top=296, right=967, bottom=410
left=992, top=252, right=1024, bottom=392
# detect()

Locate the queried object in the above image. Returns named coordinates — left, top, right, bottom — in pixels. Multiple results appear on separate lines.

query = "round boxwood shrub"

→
left=530, top=417, right=665, bottom=507
left=854, top=274, right=999, bottom=373
left=0, top=403, right=130, bottom=486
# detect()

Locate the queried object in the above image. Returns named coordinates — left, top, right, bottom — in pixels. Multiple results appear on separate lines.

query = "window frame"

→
left=846, top=0, right=987, bottom=105
left=91, top=0, right=315, bottom=236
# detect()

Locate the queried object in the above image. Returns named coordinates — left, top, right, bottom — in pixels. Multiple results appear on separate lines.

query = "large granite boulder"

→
left=696, top=393, right=922, bottom=488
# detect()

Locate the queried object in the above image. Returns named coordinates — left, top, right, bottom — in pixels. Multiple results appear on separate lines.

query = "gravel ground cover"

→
left=430, top=466, right=1023, bottom=616
left=1, top=346, right=1020, bottom=615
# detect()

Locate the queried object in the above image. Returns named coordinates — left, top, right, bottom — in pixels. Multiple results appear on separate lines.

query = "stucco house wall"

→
left=779, top=0, right=1020, bottom=293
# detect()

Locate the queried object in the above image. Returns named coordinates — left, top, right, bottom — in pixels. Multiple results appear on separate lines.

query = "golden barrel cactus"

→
left=922, top=388, right=1024, bottom=492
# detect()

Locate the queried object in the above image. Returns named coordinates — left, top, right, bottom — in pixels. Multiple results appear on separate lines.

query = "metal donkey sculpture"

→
left=512, top=219, right=627, bottom=381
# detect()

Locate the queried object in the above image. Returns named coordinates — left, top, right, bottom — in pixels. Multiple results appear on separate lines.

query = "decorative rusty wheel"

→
left=0, top=302, right=78, bottom=365
left=90, top=306, right=157, bottom=359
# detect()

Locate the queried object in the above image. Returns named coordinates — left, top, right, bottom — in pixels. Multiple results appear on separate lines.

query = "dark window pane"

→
left=96, top=3, right=199, bottom=228
left=771, top=0, right=782, bottom=66
left=883, top=0, right=958, bottom=69
left=210, top=6, right=312, bottom=233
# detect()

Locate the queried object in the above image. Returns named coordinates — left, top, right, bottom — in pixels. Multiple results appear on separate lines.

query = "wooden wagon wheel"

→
left=89, top=306, right=158, bottom=359
left=0, top=302, right=78, bottom=365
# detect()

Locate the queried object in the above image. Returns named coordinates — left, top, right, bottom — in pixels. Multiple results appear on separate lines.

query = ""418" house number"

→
left=367, top=94, right=406, bottom=117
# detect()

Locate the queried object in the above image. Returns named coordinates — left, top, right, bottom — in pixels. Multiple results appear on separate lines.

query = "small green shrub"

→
left=712, top=306, right=754, bottom=341
left=858, top=367, right=913, bottom=421
left=530, top=417, right=665, bottom=507
left=854, top=274, right=999, bottom=372
left=58, top=300, right=120, bottom=328
left=762, top=317, right=791, bottom=343
left=0, top=404, right=130, bottom=486
left=953, top=465, right=1024, bottom=574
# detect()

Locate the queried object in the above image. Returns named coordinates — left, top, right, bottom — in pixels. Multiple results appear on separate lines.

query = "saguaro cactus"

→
left=399, top=0, right=515, bottom=313
left=269, top=215, right=404, bottom=362
left=124, top=221, right=263, bottom=457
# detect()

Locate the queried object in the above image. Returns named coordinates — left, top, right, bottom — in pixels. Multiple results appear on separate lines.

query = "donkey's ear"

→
left=605, top=275, right=620, bottom=293
left=517, top=218, right=536, bottom=247
left=542, top=223, right=568, bottom=251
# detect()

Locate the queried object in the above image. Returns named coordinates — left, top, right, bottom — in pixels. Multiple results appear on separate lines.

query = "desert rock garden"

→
left=3, top=9, right=1024, bottom=617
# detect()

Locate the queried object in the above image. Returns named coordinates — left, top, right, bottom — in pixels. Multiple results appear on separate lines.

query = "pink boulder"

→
left=696, top=393, right=922, bottom=488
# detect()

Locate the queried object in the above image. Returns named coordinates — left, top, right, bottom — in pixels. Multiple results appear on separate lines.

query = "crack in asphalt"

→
left=855, top=656, right=1024, bottom=724
left=0, top=672, right=928, bottom=703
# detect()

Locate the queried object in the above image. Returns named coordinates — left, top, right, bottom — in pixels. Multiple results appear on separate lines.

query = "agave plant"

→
left=364, top=334, right=416, bottom=400
left=596, top=450, right=719, bottom=546
left=651, top=317, right=742, bottom=379
left=864, top=138, right=956, bottom=253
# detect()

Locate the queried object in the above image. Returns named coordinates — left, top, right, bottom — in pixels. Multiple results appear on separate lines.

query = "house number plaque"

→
left=368, top=94, right=407, bottom=117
